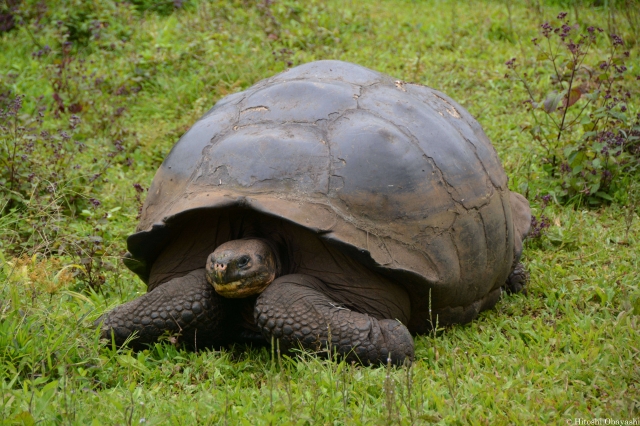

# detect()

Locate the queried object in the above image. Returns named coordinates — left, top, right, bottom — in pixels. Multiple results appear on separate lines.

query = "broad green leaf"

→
left=595, top=191, right=614, bottom=201
left=583, top=90, right=600, bottom=101
left=542, top=91, right=564, bottom=113
left=608, top=110, right=627, bottom=123
left=564, top=145, right=577, bottom=158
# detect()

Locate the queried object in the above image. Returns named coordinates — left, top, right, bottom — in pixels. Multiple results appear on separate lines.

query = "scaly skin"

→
left=254, top=274, right=414, bottom=366
left=98, top=269, right=238, bottom=350
left=505, top=261, right=529, bottom=295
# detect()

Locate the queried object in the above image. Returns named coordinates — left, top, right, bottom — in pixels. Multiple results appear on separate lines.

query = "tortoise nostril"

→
left=214, top=262, right=227, bottom=271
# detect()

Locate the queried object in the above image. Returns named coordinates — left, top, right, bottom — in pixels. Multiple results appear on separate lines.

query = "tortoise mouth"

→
left=208, top=271, right=275, bottom=298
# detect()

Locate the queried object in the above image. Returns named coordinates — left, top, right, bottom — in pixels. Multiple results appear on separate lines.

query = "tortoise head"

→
left=206, top=239, right=278, bottom=298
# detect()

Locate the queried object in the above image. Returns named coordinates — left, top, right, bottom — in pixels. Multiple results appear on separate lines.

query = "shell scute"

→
left=238, top=80, right=358, bottom=125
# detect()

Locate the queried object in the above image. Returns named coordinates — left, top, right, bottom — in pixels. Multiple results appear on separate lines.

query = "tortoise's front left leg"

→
left=254, top=274, right=414, bottom=365
left=98, top=269, right=238, bottom=350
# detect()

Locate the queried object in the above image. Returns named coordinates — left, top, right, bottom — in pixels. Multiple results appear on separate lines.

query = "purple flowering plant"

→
left=0, top=38, right=140, bottom=291
left=506, top=12, right=638, bottom=206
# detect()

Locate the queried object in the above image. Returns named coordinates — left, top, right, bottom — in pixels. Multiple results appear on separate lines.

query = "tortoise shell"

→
left=124, top=60, right=528, bottom=329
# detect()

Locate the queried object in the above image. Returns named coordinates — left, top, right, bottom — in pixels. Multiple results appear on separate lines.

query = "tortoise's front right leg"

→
left=98, top=269, right=237, bottom=350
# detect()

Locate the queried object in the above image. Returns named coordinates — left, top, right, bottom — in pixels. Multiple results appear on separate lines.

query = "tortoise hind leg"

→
left=507, top=192, right=531, bottom=295
left=97, top=269, right=238, bottom=350
left=254, top=274, right=414, bottom=366
left=505, top=261, right=529, bottom=295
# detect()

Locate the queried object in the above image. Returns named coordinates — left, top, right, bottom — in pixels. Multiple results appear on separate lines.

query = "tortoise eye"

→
left=237, top=256, right=250, bottom=268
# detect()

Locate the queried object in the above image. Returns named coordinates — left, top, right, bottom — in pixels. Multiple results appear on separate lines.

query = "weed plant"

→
left=0, top=0, right=638, bottom=424
left=506, top=12, right=639, bottom=207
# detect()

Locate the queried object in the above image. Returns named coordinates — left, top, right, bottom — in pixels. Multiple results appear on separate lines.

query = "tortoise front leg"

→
left=254, top=274, right=414, bottom=365
left=98, top=269, right=238, bottom=350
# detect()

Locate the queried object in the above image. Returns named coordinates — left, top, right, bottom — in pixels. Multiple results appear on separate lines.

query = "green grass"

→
left=1, top=0, right=639, bottom=424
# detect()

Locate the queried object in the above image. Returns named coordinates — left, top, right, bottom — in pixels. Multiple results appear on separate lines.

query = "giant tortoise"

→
left=99, top=60, right=531, bottom=365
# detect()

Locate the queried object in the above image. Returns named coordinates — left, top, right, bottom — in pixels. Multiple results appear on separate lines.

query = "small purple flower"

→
left=133, top=183, right=144, bottom=193
left=539, top=194, right=552, bottom=209
left=611, top=34, right=624, bottom=47
left=557, top=12, right=568, bottom=20
left=90, top=198, right=101, bottom=207
left=529, top=214, right=551, bottom=239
